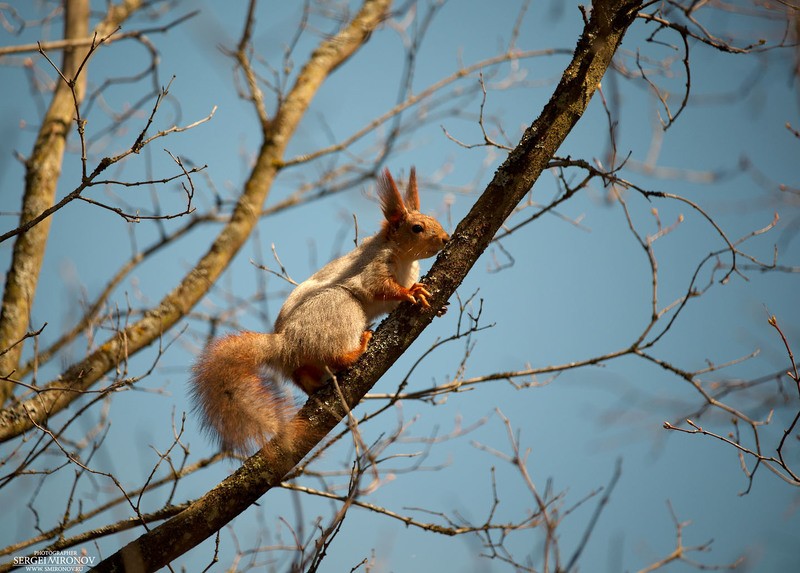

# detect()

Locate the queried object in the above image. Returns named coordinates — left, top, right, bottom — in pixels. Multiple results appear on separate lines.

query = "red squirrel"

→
left=190, top=168, right=450, bottom=454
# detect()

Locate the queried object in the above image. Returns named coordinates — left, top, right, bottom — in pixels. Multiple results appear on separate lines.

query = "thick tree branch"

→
left=89, top=1, right=641, bottom=571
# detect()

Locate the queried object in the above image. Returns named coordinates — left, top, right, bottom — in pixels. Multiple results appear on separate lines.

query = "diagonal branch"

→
left=90, top=1, right=641, bottom=570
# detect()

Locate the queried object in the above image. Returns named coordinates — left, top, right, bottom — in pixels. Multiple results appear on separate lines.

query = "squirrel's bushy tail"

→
left=190, top=331, right=294, bottom=455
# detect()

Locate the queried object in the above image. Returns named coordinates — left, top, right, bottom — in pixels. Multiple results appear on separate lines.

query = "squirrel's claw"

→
left=407, top=283, right=432, bottom=308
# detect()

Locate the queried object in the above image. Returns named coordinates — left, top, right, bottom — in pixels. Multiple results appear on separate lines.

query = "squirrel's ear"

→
left=378, top=168, right=408, bottom=225
left=405, top=166, right=420, bottom=211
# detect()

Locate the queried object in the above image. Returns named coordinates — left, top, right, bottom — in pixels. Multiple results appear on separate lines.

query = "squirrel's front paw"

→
left=407, top=283, right=432, bottom=308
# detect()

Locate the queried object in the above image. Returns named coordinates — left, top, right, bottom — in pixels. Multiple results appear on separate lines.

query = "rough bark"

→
left=90, top=1, right=641, bottom=571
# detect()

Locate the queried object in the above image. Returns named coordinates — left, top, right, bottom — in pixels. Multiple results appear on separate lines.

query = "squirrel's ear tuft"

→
left=405, top=166, right=420, bottom=211
left=378, top=168, right=408, bottom=225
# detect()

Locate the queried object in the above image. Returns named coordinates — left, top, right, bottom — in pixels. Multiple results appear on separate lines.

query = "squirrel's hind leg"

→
left=292, top=365, right=327, bottom=394
left=328, top=330, right=373, bottom=370
left=292, top=330, right=373, bottom=394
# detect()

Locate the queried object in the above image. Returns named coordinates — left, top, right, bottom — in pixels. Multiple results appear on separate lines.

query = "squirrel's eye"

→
left=412, top=224, right=424, bottom=234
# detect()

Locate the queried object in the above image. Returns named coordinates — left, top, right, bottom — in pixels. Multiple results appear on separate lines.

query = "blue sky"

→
left=1, top=1, right=799, bottom=571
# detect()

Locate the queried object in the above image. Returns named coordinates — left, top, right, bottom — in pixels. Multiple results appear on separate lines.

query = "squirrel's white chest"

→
left=393, top=259, right=420, bottom=289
